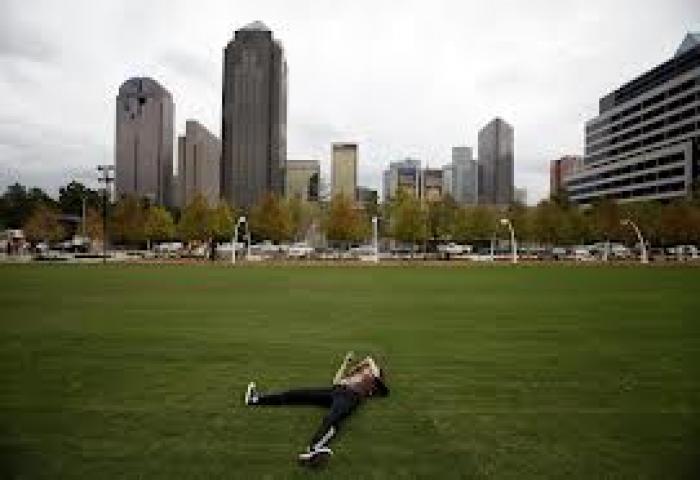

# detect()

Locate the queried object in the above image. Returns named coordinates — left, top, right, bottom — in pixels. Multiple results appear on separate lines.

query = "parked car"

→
left=573, top=246, right=595, bottom=262
left=287, top=243, right=314, bottom=258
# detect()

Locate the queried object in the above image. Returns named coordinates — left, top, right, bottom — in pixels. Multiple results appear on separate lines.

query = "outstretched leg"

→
left=299, top=387, right=360, bottom=463
left=248, top=385, right=333, bottom=408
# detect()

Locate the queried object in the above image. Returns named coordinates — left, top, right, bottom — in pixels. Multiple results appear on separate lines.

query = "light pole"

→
left=621, top=219, right=648, bottom=264
left=97, top=165, right=114, bottom=265
left=371, top=216, right=379, bottom=263
left=500, top=218, right=518, bottom=264
left=232, top=216, right=246, bottom=265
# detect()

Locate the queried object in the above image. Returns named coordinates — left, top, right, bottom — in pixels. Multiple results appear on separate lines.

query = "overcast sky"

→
left=1, top=0, right=699, bottom=203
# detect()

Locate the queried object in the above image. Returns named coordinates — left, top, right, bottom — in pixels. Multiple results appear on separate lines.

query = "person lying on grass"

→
left=244, top=351, right=389, bottom=465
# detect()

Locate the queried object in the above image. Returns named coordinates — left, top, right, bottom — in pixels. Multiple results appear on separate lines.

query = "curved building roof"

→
left=118, top=77, right=172, bottom=99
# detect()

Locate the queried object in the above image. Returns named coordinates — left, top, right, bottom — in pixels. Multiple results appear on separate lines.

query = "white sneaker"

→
left=298, top=446, right=333, bottom=464
left=244, top=382, right=258, bottom=405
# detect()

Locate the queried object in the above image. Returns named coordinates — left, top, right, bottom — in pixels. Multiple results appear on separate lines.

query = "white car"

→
left=438, top=242, right=464, bottom=255
left=287, top=243, right=314, bottom=258
left=574, top=247, right=595, bottom=262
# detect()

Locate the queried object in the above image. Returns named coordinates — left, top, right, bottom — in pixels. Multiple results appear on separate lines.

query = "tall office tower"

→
left=550, top=155, right=583, bottom=197
left=286, top=159, right=320, bottom=201
left=382, top=158, right=421, bottom=201
left=452, top=146, right=478, bottom=204
left=442, top=164, right=454, bottom=197
left=478, top=118, right=514, bottom=205
left=514, top=187, right=528, bottom=205
left=115, top=77, right=174, bottom=206
left=221, top=21, right=287, bottom=209
left=331, top=143, right=358, bottom=199
left=568, top=32, right=700, bottom=205
left=422, top=168, right=444, bottom=202
left=178, top=120, right=221, bottom=207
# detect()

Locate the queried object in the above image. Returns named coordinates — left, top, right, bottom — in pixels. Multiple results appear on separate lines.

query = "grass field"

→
left=0, top=264, right=698, bottom=479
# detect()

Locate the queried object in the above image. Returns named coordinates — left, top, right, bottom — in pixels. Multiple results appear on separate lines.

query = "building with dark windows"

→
left=452, top=146, right=478, bottom=205
left=567, top=33, right=700, bottom=205
left=286, top=159, right=320, bottom=202
left=421, top=168, right=444, bottom=202
left=550, top=155, right=583, bottom=197
left=221, top=21, right=287, bottom=209
left=178, top=120, right=221, bottom=208
left=356, top=186, right=378, bottom=209
left=115, top=77, right=174, bottom=206
left=382, top=158, right=422, bottom=201
left=478, top=118, right=514, bottom=205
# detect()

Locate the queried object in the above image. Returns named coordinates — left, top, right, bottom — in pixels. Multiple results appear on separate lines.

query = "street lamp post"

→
left=232, top=216, right=246, bottom=265
left=371, top=216, right=379, bottom=263
left=500, top=218, right=518, bottom=264
left=97, top=165, right=114, bottom=265
left=621, top=219, right=648, bottom=264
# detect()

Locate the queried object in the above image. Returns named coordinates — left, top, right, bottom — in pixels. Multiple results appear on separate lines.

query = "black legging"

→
left=254, top=385, right=361, bottom=449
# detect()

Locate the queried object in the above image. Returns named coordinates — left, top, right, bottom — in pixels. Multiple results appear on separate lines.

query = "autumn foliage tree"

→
left=23, top=203, right=65, bottom=244
left=249, top=193, right=293, bottom=243
left=324, top=194, right=366, bottom=248
left=144, top=206, right=176, bottom=247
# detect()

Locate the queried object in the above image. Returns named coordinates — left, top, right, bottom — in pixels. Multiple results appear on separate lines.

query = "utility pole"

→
left=97, top=165, right=115, bottom=265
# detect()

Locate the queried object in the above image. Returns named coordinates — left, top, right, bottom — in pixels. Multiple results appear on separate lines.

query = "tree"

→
left=178, top=194, right=213, bottom=243
left=0, top=183, right=56, bottom=229
left=389, top=190, right=427, bottom=253
left=209, top=202, right=235, bottom=241
left=531, top=200, right=565, bottom=245
left=590, top=197, right=623, bottom=243
left=111, top=196, right=146, bottom=246
left=324, top=194, right=366, bottom=248
left=58, top=181, right=100, bottom=216
left=84, top=207, right=104, bottom=243
left=427, top=196, right=458, bottom=242
left=249, top=193, right=293, bottom=243
left=288, top=196, right=318, bottom=242
left=144, top=206, right=176, bottom=247
left=23, top=203, right=65, bottom=244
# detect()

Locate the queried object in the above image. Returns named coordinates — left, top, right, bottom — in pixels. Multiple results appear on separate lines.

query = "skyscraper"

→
left=286, top=159, right=320, bottom=201
left=382, top=158, right=421, bottom=201
left=178, top=120, right=221, bottom=207
left=331, top=143, right=358, bottom=199
left=442, top=164, right=454, bottom=198
left=478, top=118, right=514, bottom=205
left=221, top=21, right=287, bottom=209
left=115, top=77, right=174, bottom=206
left=452, top=146, right=478, bottom=205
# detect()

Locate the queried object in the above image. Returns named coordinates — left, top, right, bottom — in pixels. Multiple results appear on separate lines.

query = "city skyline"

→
left=1, top=0, right=698, bottom=203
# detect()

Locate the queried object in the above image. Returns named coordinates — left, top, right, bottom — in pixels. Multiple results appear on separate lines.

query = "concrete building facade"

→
left=442, top=164, right=454, bottom=198
left=178, top=120, right=221, bottom=207
left=115, top=77, right=174, bottom=206
left=550, top=155, right=583, bottom=197
left=331, top=143, right=358, bottom=199
left=382, top=158, right=421, bottom=201
left=478, top=118, right=514, bottom=205
left=286, top=159, right=320, bottom=201
left=452, top=146, right=478, bottom=205
left=221, top=21, right=287, bottom=209
left=421, top=168, right=444, bottom=202
left=567, top=33, right=700, bottom=205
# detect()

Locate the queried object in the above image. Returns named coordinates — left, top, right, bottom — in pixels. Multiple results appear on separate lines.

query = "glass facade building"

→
left=567, top=33, right=700, bottom=205
left=221, top=21, right=287, bottom=209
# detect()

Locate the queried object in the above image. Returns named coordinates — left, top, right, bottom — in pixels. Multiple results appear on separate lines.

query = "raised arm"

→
left=332, top=351, right=355, bottom=385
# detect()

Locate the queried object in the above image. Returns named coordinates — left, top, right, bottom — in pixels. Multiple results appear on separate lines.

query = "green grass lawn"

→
left=0, top=264, right=698, bottom=479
